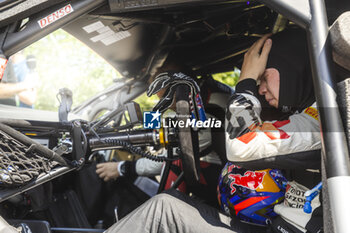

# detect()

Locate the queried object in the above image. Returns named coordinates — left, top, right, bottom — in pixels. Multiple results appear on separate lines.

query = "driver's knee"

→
left=162, top=188, right=189, bottom=201
left=150, top=189, right=187, bottom=207
left=153, top=190, right=180, bottom=202
left=150, top=192, right=175, bottom=206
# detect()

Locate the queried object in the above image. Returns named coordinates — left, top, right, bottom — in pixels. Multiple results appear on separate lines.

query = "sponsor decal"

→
left=0, top=57, right=7, bottom=81
left=143, top=111, right=161, bottom=129
left=228, top=171, right=265, bottom=194
left=83, top=21, right=131, bottom=46
left=277, top=225, right=290, bottom=233
left=304, top=107, right=318, bottom=120
left=227, top=164, right=241, bottom=173
left=237, top=120, right=291, bottom=144
left=237, top=131, right=257, bottom=144
left=269, top=170, right=283, bottom=179
left=38, top=4, right=74, bottom=28
left=284, top=182, right=306, bottom=208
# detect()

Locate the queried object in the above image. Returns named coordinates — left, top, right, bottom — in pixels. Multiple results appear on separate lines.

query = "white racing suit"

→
left=225, top=80, right=322, bottom=233
left=225, top=94, right=321, bottom=162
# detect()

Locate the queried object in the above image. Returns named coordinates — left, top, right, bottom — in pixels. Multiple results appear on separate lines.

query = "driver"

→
left=105, top=29, right=322, bottom=233
left=223, top=29, right=322, bottom=232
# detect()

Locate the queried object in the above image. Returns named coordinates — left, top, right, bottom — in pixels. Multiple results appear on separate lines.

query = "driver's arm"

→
left=17, top=73, right=38, bottom=106
left=0, top=82, right=29, bottom=98
left=18, top=89, right=37, bottom=106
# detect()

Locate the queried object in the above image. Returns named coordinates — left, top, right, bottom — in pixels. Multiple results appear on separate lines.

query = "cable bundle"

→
left=101, top=138, right=179, bottom=162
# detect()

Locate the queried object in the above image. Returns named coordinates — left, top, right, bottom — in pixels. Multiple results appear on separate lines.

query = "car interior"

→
left=0, top=0, right=350, bottom=232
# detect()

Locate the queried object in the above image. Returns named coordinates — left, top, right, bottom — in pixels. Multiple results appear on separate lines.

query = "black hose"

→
left=101, top=138, right=179, bottom=162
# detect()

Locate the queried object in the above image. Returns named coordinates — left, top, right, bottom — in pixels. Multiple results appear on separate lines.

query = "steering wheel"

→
left=175, top=85, right=201, bottom=186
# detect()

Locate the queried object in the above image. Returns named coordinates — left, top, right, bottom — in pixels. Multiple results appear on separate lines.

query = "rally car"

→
left=0, top=0, right=349, bottom=232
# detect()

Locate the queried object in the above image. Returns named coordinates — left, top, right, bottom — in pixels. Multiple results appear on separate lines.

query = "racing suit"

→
left=225, top=78, right=321, bottom=164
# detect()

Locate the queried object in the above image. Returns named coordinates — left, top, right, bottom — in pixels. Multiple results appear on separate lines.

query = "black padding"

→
left=305, top=206, right=323, bottom=233
left=205, top=104, right=227, bottom=164
left=330, top=11, right=350, bottom=71
left=236, top=150, right=321, bottom=170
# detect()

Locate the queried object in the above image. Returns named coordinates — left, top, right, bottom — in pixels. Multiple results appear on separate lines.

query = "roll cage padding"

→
left=330, top=11, right=350, bottom=71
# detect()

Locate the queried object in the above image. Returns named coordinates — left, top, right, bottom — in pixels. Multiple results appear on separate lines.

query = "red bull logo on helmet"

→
left=228, top=171, right=266, bottom=194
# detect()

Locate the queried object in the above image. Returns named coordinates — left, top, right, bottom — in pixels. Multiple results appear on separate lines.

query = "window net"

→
left=0, top=129, right=53, bottom=187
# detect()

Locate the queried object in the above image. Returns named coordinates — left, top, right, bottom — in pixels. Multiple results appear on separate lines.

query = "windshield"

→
left=0, top=29, right=118, bottom=111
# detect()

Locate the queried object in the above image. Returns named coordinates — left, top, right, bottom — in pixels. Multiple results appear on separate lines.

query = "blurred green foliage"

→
left=134, top=93, right=160, bottom=112
left=24, top=29, right=117, bottom=111
left=211, top=68, right=240, bottom=87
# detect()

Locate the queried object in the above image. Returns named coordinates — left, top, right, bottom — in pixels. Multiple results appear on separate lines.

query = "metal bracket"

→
left=259, top=0, right=311, bottom=28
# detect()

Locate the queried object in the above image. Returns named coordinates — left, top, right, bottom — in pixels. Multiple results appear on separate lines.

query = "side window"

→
left=0, top=29, right=117, bottom=110
left=211, top=68, right=240, bottom=87
left=134, top=93, right=159, bottom=112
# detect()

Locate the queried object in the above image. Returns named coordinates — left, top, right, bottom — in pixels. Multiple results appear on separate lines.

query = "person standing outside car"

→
left=19, top=54, right=38, bottom=108
left=0, top=52, right=37, bottom=108
left=13, top=53, right=37, bottom=108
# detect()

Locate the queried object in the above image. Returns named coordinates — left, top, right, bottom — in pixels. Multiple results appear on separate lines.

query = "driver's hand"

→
left=239, top=34, right=272, bottom=82
left=96, top=162, right=120, bottom=182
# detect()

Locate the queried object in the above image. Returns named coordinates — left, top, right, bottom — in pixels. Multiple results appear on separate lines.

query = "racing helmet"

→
left=217, top=162, right=287, bottom=225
